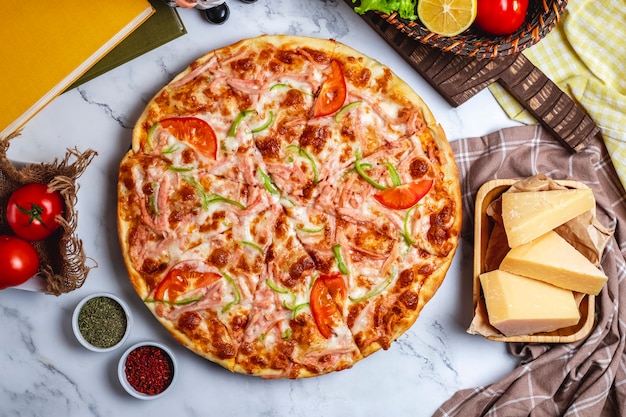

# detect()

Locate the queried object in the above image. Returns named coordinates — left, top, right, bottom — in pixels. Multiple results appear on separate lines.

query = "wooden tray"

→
left=344, top=2, right=600, bottom=153
left=473, top=179, right=595, bottom=343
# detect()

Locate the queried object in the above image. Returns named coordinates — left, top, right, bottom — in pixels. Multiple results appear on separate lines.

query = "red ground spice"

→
left=124, top=345, right=173, bottom=395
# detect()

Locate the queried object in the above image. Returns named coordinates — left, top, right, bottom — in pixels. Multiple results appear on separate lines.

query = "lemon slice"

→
left=417, top=0, right=477, bottom=37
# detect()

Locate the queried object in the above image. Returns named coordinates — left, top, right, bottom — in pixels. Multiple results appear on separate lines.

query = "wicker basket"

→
left=0, top=134, right=97, bottom=295
left=373, top=0, right=567, bottom=59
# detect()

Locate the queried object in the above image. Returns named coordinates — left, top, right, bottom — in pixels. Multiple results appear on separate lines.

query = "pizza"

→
left=117, top=35, right=461, bottom=378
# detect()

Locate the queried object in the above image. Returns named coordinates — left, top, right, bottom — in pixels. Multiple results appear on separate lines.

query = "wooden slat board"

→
left=345, top=3, right=600, bottom=152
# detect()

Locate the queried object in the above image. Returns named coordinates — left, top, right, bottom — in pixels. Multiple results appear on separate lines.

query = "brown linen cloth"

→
left=433, top=125, right=626, bottom=416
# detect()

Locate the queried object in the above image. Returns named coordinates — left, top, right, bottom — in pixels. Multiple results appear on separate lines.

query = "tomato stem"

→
left=16, top=203, right=47, bottom=227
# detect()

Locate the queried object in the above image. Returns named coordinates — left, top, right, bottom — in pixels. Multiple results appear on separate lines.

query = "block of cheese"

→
left=500, top=231, right=608, bottom=295
left=502, top=188, right=595, bottom=248
left=480, top=269, right=580, bottom=337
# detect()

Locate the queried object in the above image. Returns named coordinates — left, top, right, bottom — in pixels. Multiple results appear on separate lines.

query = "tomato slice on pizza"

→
left=153, top=260, right=222, bottom=304
left=311, top=273, right=347, bottom=338
left=373, top=179, right=433, bottom=210
left=159, top=117, right=218, bottom=160
left=313, top=60, right=346, bottom=118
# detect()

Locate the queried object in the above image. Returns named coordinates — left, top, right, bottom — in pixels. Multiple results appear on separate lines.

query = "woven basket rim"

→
left=377, top=0, right=568, bottom=59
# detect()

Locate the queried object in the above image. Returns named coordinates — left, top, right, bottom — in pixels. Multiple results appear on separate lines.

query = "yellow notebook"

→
left=0, top=1, right=154, bottom=137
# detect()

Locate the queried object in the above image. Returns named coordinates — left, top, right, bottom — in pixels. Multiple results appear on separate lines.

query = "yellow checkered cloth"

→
left=490, top=0, right=626, bottom=188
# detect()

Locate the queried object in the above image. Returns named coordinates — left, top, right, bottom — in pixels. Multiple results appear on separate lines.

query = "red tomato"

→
left=0, top=235, right=39, bottom=290
left=313, top=60, right=347, bottom=118
left=310, top=273, right=346, bottom=339
left=373, top=179, right=433, bottom=210
left=154, top=260, right=222, bottom=302
left=473, top=0, right=529, bottom=35
left=159, top=117, right=218, bottom=160
left=7, top=183, right=64, bottom=241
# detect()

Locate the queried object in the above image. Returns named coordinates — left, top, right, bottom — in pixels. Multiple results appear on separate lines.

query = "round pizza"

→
left=117, top=35, right=461, bottom=378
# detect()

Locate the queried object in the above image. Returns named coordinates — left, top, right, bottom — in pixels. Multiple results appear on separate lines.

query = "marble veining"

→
left=0, top=1, right=521, bottom=416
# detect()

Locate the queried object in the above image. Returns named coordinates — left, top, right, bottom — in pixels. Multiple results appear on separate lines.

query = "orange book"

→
left=0, top=1, right=154, bottom=137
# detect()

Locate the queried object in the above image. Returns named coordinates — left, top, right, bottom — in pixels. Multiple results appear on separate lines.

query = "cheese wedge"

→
left=480, top=269, right=580, bottom=337
left=499, top=231, right=607, bottom=295
left=502, top=188, right=595, bottom=248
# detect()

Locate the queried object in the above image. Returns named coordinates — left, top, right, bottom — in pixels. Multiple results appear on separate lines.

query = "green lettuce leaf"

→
left=352, top=0, right=417, bottom=20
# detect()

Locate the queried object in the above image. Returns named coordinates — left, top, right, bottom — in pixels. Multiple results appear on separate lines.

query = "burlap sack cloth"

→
left=0, top=133, right=97, bottom=295
left=433, top=125, right=626, bottom=416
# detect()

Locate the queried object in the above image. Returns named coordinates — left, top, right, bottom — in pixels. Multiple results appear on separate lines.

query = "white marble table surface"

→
left=0, top=1, right=523, bottom=416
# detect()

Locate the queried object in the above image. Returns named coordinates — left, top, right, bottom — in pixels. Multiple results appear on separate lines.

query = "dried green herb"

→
left=78, top=296, right=127, bottom=348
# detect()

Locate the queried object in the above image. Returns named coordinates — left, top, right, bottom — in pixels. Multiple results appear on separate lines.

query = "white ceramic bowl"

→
left=118, top=341, right=178, bottom=400
left=72, top=292, right=132, bottom=352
